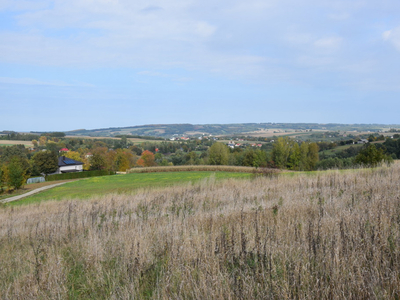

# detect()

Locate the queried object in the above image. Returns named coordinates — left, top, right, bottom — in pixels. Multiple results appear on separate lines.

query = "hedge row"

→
left=46, top=170, right=116, bottom=181
left=127, top=165, right=260, bottom=173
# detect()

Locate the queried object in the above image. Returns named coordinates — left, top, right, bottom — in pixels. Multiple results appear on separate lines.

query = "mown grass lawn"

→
left=10, top=171, right=251, bottom=205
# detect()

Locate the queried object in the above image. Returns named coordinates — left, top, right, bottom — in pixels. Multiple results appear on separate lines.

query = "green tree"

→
left=272, top=137, right=291, bottom=169
left=185, top=151, right=199, bottom=165
left=242, top=148, right=267, bottom=168
left=33, top=151, right=58, bottom=175
left=0, top=164, right=5, bottom=193
left=0, top=144, right=28, bottom=164
left=307, top=143, right=319, bottom=171
left=354, top=144, right=390, bottom=167
left=288, top=143, right=301, bottom=170
left=5, top=157, right=28, bottom=190
left=208, top=143, right=229, bottom=165
left=299, top=142, right=309, bottom=171
left=90, top=153, right=106, bottom=170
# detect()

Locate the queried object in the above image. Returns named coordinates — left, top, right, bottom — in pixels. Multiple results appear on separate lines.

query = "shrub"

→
left=46, top=170, right=115, bottom=181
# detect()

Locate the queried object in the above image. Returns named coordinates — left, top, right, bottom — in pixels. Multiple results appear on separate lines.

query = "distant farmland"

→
left=0, top=140, right=33, bottom=147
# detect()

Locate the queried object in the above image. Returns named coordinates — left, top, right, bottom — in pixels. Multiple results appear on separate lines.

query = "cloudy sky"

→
left=1, top=0, right=400, bottom=131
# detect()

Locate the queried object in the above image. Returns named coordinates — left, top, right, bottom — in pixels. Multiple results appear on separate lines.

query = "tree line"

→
left=2, top=133, right=399, bottom=194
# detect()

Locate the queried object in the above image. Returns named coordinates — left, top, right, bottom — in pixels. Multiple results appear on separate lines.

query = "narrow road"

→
left=1, top=182, right=69, bottom=203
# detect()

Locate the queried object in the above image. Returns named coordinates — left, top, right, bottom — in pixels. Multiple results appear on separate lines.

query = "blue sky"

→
left=1, top=0, right=400, bottom=131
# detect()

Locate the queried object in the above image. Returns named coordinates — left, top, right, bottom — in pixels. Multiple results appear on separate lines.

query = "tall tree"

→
left=288, top=143, right=301, bottom=170
left=4, top=157, right=28, bottom=190
left=272, top=137, right=291, bottom=169
left=307, top=143, right=319, bottom=171
left=90, top=153, right=106, bottom=170
left=299, top=142, right=309, bottom=171
left=33, top=151, right=58, bottom=175
left=137, top=150, right=157, bottom=167
left=39, top=136, right=47, bottom=146
left=0, top=164, right=5, bottom=193
left=208, top=142, right=229, bottom=165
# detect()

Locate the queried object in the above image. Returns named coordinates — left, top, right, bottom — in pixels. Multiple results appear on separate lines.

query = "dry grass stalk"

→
left=127, top=165, right=259, bottom=173
left=0, top=166, right=400, bottom=299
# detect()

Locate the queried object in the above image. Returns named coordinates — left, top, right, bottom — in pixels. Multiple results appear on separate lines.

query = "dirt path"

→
left=1, top=182, right=69, bottom=203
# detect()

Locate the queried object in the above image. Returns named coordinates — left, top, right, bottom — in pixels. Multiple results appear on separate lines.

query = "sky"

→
left=1, top=0, right=400, bottom=131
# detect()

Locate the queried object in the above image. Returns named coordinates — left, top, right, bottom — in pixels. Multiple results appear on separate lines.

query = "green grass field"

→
left=10, top=171, right=251, bottom=205
left=320, top=143, right=363, bottom=156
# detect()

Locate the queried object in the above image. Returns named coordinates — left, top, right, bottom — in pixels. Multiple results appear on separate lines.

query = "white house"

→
left=57, top=156, right=84, bottom=174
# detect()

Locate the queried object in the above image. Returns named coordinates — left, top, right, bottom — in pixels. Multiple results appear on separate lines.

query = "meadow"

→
left=10, top=171, right=251, bottom=205
left=0, top=164, right=399, bottom=299
left=0, top=140, right=33, bottom=147
left=320, top=143, right=363, bottom=156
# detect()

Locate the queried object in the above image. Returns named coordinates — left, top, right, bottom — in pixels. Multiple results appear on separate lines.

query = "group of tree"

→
left=0, top=145, right=31, bottom=192
left=316, top=138, right=398, bottom=170
left=271, top=137, right=319, bottom=171
left=2, top=132, right=399, bottom=194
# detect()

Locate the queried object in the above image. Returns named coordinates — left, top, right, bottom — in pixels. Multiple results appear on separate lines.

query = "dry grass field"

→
left=243, top=129, right=328, bottom=138
left=65, top=136, right=155, bottom=143
left=0, top=140, right=33, bottom=147
left=1, top=166, right=400, bottom=299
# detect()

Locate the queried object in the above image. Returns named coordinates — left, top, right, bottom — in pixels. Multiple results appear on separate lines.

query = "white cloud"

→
left=137, top=71, right=192, bottom=82
left=383, top=27, right=400, bottom=50
left=196, top=21, right=216, bottom=38
left=327, top=12, right=350, bottom=20
left=314, top=37, right=342, bottom=49
left=1, top=0, right=400, bottom=91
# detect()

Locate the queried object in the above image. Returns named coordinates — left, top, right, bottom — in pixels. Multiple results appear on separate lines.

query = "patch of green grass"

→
left=321, top=143, right=363, bottom=156
left=10, top=172, right=251, bottom=205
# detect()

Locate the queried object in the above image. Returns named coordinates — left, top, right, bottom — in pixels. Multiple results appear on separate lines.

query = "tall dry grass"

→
left=127, top=165, right=258, bottom=173
left=0, top=166, right=400, bottom=299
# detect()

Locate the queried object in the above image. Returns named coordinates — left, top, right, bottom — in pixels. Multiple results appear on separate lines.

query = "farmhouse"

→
left=57, top=156, right=83, bottom=174
left=357, top=139, right=369, bottom=144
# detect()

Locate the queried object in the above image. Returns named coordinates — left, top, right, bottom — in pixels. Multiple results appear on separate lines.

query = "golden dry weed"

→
left=0, top=166, right=399, bottom=299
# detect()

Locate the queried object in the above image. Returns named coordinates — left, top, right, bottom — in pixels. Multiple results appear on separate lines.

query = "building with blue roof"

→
left=57, top=156, right=84, bottom=174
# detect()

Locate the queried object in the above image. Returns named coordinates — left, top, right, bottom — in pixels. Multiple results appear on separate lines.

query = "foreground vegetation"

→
left=1, top=164, right=400, bottom=299
left=127, top=165, right=257, bottom=173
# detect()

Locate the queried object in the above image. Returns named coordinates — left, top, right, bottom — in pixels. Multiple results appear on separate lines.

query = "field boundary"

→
left=127, top=165, right=259, bottom=173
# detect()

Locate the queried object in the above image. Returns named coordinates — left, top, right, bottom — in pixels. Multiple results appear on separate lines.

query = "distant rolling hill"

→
left=64, top=123, right=400, bottom=138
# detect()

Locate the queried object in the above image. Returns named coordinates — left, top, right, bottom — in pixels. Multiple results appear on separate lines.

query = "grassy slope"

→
left=1, top=165, right=399, bottom=299
left=320, top=143, right=363, bottom=156
left=11, top=171, right=251, bottom=205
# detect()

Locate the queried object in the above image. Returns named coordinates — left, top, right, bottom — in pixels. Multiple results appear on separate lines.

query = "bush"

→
left=316, top=157, right=355, bottom=170
left=252, top=167, right=280, bottom=178
left=46, top=170, right=115, bottom=181
left=127, top=165, right=256, bottom=173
